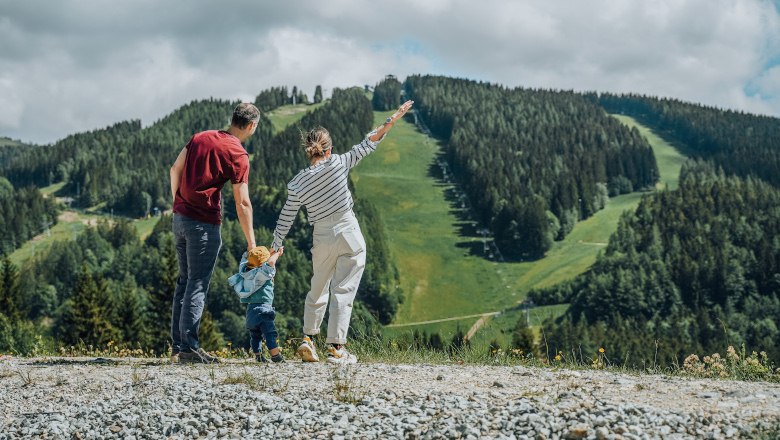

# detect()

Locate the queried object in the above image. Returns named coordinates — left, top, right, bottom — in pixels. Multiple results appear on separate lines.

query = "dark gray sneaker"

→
left=179, top=348, right=220, bottom=364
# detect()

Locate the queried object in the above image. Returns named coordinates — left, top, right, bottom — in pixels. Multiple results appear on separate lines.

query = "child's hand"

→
left=267, top=247, right=284, bottom=267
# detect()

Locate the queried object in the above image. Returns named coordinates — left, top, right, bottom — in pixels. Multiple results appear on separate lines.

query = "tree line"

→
left=0, top=99, right=276, bottom=217
left=597, top=93, right=780, bottom=188
left=254, top=85, right=323, bottom=111
left=0, top=138, right=35, bottom=167
left=0, top=177, right=60, bottom=255
left=372, top=76, right=402, bottom=111
left=531, top=161, right=780, bottom=365
left=405, top=75, right=658, bottom=259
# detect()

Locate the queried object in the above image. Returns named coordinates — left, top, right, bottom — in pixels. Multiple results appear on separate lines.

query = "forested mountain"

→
left=0, top=178, right=60, bottom=254
left=254, top=86, right=314, bottom=110
left=405, top=75, right=658, bottom=258
left=535, top=162, right=780, bottom=364
left=373, top=76, right=402, bottom=111
left=0, top=137, right=35, bottom=166
left=0, top=99, right=275, bottom=216
left=598, top=93, right=780, bottom=187
left=0, top=137, right=60, bottom=255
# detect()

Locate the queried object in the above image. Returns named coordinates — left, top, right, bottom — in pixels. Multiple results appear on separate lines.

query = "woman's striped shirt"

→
left=271, top=135, right=381, bottom=249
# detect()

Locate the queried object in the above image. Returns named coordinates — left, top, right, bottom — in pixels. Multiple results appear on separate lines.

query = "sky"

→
left=1, top=0, right=779, bottom=145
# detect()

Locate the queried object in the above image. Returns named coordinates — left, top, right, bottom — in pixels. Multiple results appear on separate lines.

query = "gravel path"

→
left=1, top=356, right=779, bottom=439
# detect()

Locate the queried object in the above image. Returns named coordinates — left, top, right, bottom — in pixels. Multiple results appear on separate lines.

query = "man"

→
left=169, top=103, right=260, bottom=363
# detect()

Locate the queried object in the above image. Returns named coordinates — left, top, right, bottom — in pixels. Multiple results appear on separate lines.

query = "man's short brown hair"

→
left=231, top=103, right=261, bottom=129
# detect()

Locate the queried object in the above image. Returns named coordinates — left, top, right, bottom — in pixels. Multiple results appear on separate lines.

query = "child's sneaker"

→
left=327, top=345, right=357, bottom=364
left=296, top=336, right=319, bottom=362
left=271, top=353, right=285, bottom=363
left=255, top=353, right=267, bottom=363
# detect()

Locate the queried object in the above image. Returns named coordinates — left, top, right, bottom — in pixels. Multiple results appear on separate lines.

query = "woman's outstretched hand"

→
left=388, top=100, right=414, bottom=125
left=369, top=100, right=414, bottom=142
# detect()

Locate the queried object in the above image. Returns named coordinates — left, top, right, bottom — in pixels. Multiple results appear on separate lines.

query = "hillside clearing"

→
left=351, top=111, right=687, bottom=338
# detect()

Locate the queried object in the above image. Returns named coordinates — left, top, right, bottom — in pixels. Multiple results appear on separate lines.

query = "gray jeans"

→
left=171, top=213, right=222, bottom=352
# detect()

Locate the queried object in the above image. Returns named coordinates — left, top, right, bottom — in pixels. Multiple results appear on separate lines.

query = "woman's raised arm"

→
left=368, top=100, right=414, bottom=142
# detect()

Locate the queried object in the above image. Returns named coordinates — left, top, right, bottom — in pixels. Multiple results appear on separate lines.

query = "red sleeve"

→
left=183, top=134, right=196, bottom=154
left=231, top=153, right=249, bottom=184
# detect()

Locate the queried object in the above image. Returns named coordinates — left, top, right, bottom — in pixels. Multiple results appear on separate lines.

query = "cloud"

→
left=0, top=0, right=778, bottom=144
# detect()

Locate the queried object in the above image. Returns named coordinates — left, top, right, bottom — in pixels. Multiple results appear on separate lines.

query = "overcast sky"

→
left=1, top=0, right=779, bottom=144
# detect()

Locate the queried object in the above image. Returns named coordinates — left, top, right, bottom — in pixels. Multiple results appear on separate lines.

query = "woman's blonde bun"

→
left=303, top=127, right=332, bottom=163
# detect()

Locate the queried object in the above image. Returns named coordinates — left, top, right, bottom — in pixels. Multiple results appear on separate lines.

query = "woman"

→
left=271, top=100, right=413, bottom=364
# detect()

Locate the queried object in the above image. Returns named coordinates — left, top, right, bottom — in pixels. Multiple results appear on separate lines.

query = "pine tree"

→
left=0, top=256, right=20, bottom=320
left=115, top=280, right=151, bottom=349
left=313, top=85, right=323, bottom=104
left=511, top=318, right=535, bottom=355
left=146, top=233, right=178, bottom=353
left=58, top=265, right=119, bottom=347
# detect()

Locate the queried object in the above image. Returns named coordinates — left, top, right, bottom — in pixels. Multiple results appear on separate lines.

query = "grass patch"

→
left=328, top=365, right=366, bottom=404
left=39, top=181, right=66, bottom=196
left=9, top=205, right=161, bottom=265
left=611, top=114, right=686, bottom=191
left=134, top=215, right=161, bottom=239
left=221, top=366, right=290, bottom=393
left=265, top=103, right=325, bottom=134
left=467, top=304, right=570, bottom=349
left=9, top=211, right=103, bottom=266
left=0, top=137, right=31, bottom=148
left=350, top=336, right=780, bottom=384
left=383, top=318, right=479, bottom=345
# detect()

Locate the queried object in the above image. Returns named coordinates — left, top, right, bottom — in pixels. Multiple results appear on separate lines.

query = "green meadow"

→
left=612, top=114, right=684, bottom=191
left=351, top=110, right=687, bottom=339
left=10, top=180, right=165, bottom=266
left=10, top=210, right=102, bottom=266
left=265, top=103, right=325, bottom=134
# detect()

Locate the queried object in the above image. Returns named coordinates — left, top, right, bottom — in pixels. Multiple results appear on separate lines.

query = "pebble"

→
left=0, top=358, right=778, bottom=439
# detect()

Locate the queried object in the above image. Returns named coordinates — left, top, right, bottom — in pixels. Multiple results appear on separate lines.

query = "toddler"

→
left=228, top=246, right=285, bottom=363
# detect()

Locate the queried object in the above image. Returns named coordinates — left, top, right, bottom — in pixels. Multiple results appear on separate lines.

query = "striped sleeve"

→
left=338, top=136, right=379, bottom=169
left=271, top=185, right=302, bottom=249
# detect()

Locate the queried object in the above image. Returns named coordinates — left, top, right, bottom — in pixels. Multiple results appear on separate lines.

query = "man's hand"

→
left=267, top=247, right=284, bottom=267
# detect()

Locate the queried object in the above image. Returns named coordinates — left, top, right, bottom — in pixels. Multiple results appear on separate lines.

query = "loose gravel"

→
left=1, top=356, right=779, bottom=439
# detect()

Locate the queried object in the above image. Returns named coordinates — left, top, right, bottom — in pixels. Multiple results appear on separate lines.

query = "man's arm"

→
left=232, top=182, right=256, bottom=251
left=169, top=147, right=187, bottom=200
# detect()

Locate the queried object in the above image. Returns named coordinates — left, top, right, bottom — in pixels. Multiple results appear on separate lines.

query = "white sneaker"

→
left=326, top=345, right=357, bottom=364
left=296, top=336, right=319, bottom=362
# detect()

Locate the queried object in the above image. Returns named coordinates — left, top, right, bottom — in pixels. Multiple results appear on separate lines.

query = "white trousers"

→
left=304, top=210, right=366, bottom=344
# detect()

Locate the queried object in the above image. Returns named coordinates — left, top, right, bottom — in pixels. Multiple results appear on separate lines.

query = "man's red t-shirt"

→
left=173, top=130, right=249, bottom=225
